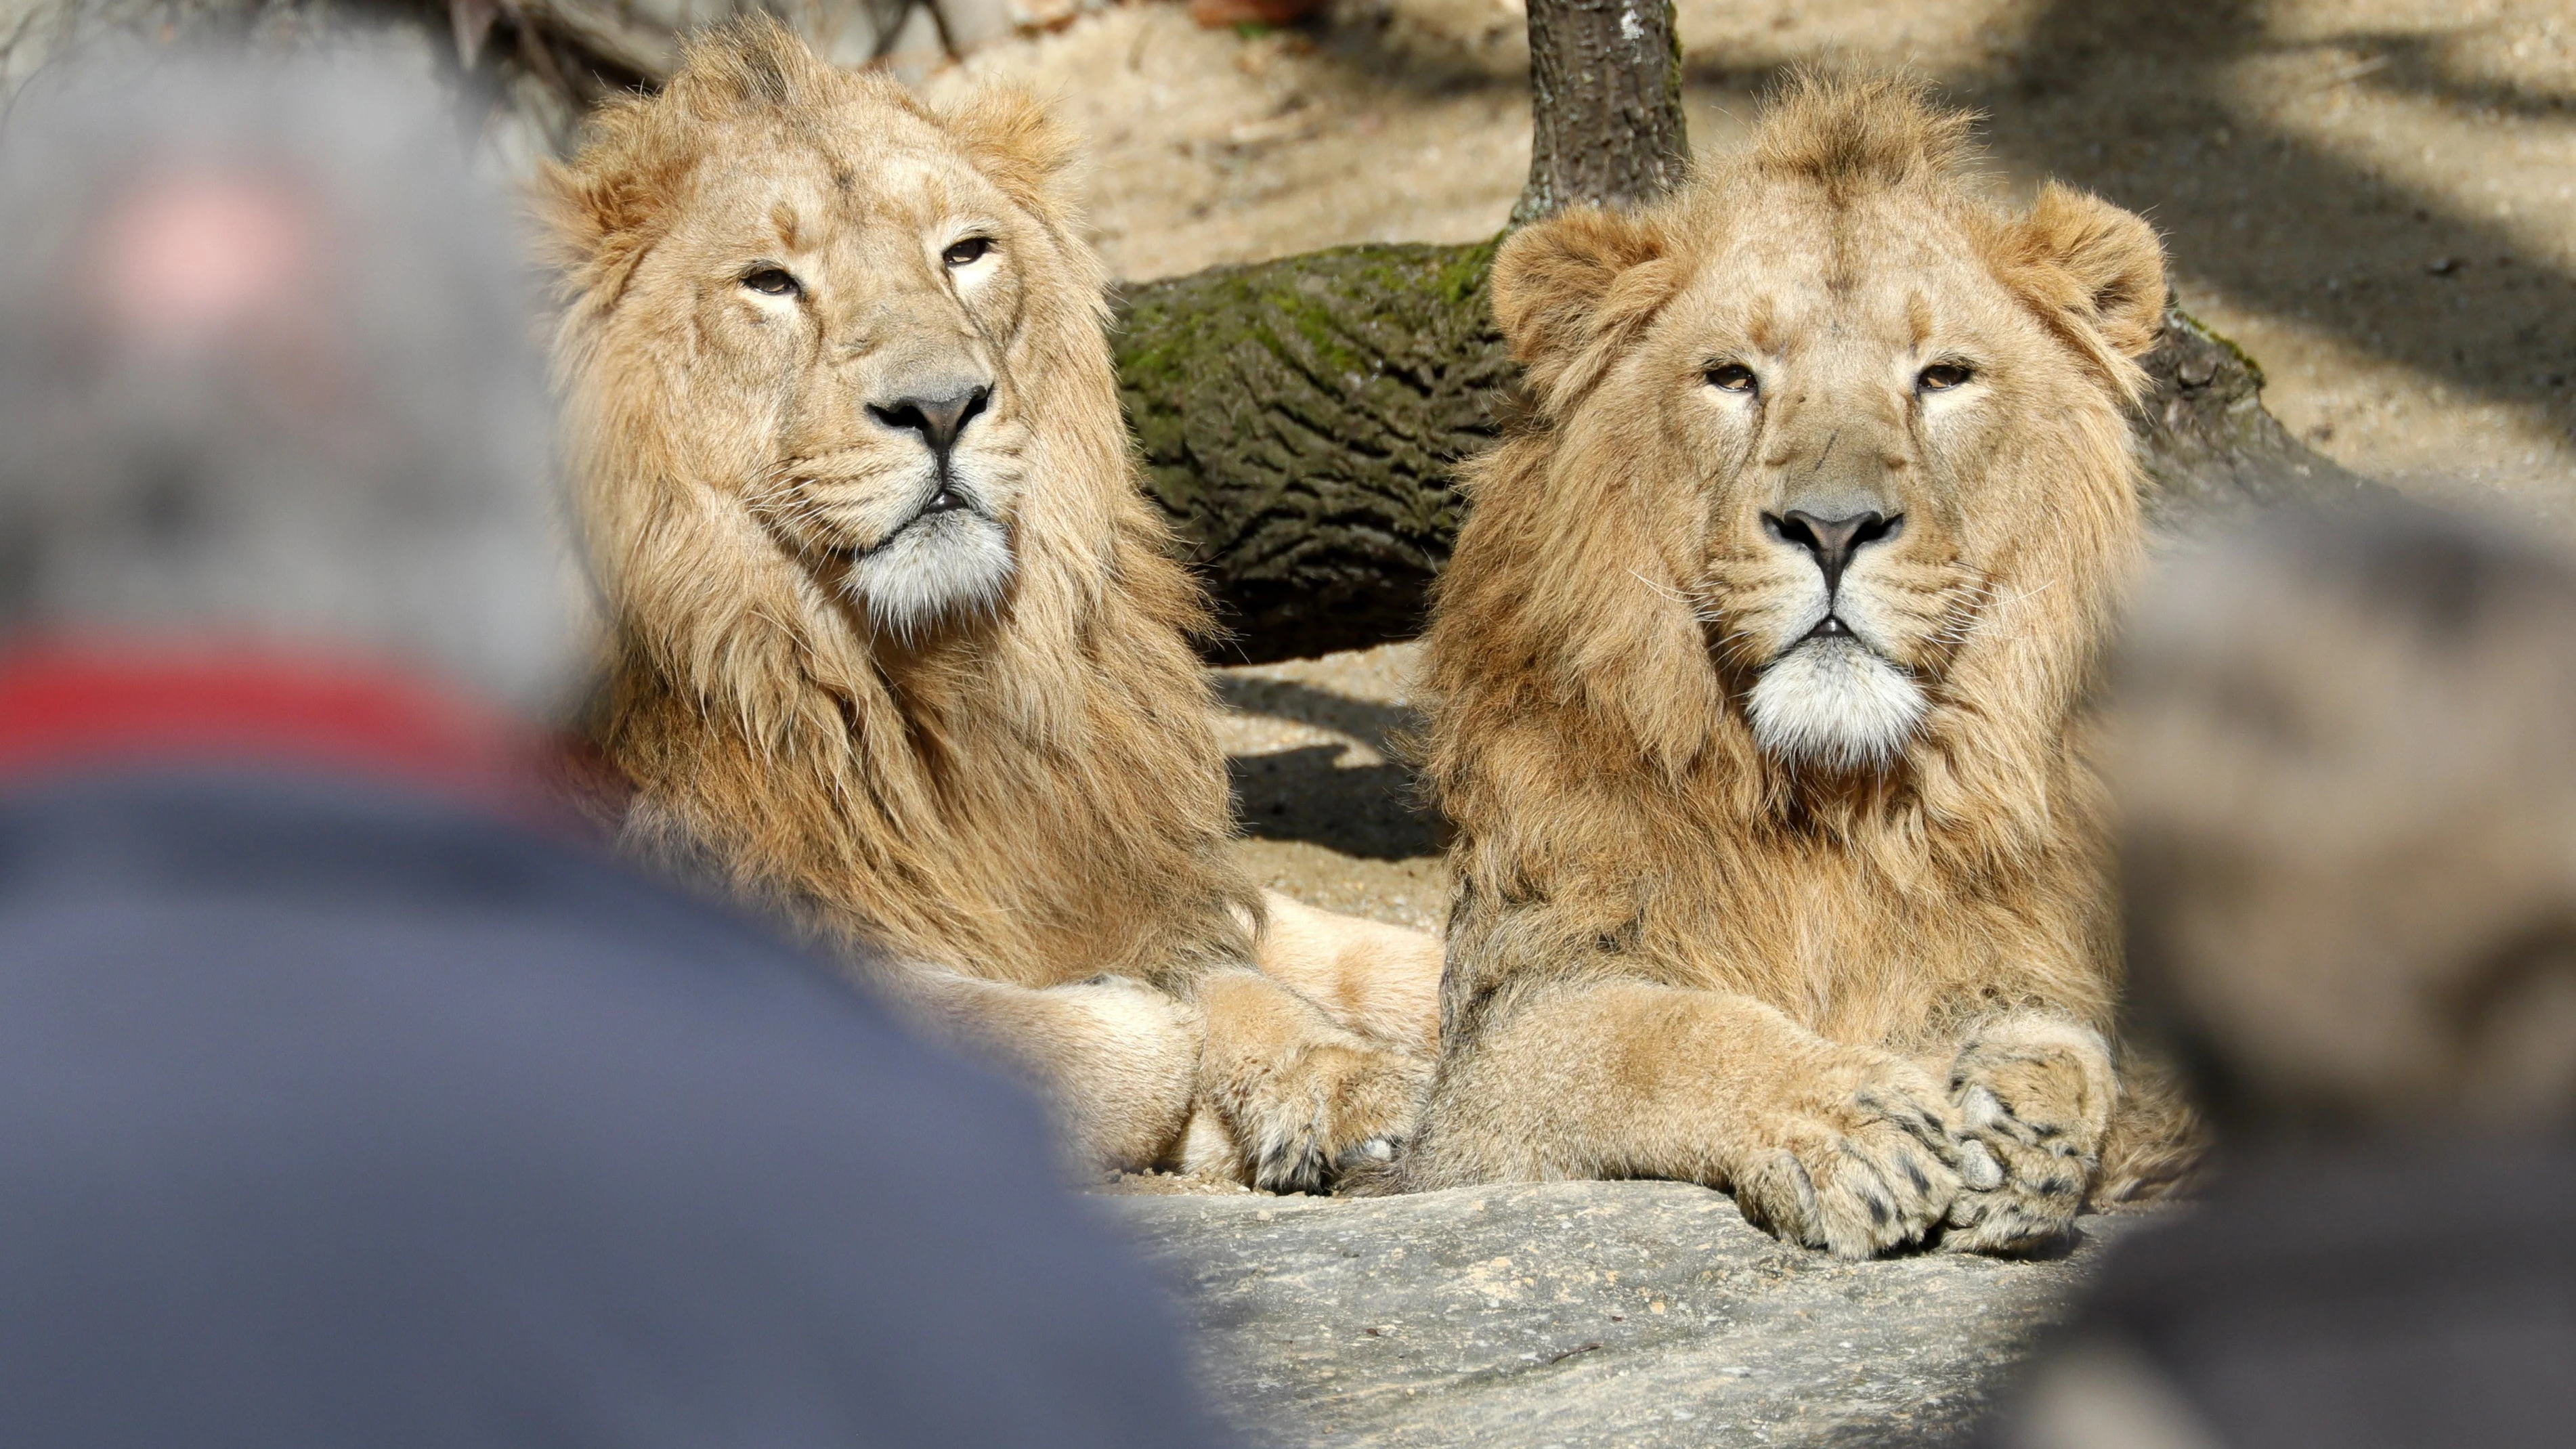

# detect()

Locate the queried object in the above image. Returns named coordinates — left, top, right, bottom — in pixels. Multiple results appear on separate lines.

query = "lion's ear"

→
left=1995, top=183, right=2168, bottom=367
left=943, top=87, right=1080, bottom=221
left=532, top=94, right=691, bottom=309
left=535, top=156, right=627, bottom=267
left=1491, top=205, right=1672, bottom=404
left=532, top=102, right=676, bottom=299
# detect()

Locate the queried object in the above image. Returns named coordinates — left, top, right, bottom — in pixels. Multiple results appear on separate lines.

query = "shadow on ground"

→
left=1216, top=674, right=1446, bottom=860
left=1980, top=1, right=2576, bottom=435
left=1677, top=2, right=2576, bottom=464
left=1228, top=746, right=1444, bottom=859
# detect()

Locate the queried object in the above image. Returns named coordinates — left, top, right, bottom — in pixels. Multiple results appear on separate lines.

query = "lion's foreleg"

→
left=1410, top=979, right=1969, bottom=1258
left=1192, top=966, right=1432, bottom=1194
left=1251, top=890, right=1444, bottom=1054
left=880, top=963, right=1203, bottom=1173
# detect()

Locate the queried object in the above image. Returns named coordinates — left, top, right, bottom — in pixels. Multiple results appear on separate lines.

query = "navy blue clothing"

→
left=0, top=769, right=1226, bottom=1449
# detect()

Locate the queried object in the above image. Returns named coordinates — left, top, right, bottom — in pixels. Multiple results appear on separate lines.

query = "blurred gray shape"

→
left=0, top=41, right=577, bottom=714
left=3, top=0, right=1042, bottom=176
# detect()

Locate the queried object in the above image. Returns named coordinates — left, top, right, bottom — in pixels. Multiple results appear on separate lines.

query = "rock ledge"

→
left=1108, top=1180, right=2134, bottom=1448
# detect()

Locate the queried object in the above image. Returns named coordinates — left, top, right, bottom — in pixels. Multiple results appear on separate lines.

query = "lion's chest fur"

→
left=605, top=624, right=1260, bottom=992
left=1657, top=823, right=2113, bottom=1051
left=1449, top=750, right=2116, bottom=1056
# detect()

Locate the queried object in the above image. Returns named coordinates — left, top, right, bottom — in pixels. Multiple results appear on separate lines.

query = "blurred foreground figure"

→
left=1985, top=499, right=2576, bottom=1449
left=0, top=47, right=1225, bottom=1449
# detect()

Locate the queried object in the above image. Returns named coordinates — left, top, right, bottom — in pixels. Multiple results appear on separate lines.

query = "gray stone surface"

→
left=1105, top=1181, right=2137, bottom=1449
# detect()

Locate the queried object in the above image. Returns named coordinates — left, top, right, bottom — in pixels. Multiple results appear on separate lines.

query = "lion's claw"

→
left=1939, top=1018, right=2117, bottom=1255
left=1734, top=1058, right=1965, bottom=1259
left=1957, top=1136, right=2006, bottom=1191
left=1227, top=1040, right=1429, bottom=1194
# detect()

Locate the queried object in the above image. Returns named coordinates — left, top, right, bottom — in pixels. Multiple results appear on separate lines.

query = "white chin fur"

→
left=845, top=511, right=1014, bottom=641
left=1746, top=636, right=1927, bottom=771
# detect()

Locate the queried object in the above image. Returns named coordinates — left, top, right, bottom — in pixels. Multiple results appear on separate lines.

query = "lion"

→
left=1390, top=74, right=2199, bottom=1255
left=538, top=18, right=1440, bottom=1192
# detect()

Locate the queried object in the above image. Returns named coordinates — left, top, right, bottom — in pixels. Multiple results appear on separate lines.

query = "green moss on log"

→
left=1112, top=239, right=1509, bottom=661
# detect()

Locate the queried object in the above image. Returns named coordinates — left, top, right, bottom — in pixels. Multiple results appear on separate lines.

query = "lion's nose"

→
left=1768, top=509, right=1903, bottom=594
left=870, top=385, right=991, bottom=456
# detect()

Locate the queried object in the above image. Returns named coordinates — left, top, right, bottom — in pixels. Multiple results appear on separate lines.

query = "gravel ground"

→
left=1213, top=643, right=1444, bottom=928
left=929, top=0, right=2576, bottom=921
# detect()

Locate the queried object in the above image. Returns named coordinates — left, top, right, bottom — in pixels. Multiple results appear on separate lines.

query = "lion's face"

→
left=1639, top=196, right=2118, bottom=769
left=1484, top=127, right=2164, bottom=778
left=675, top=129, right=1035, bottom=636
left=549, top=43, right=1104, bottom=647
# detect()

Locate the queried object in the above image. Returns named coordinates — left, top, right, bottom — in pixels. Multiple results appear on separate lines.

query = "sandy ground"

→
left=935, top=0, right=2576, bottom=922
left=1214, top=641, right=1446, bottom=928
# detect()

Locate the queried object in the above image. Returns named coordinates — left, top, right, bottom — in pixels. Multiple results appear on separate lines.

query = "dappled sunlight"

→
left=1966, top=0, right=2576, bottom=511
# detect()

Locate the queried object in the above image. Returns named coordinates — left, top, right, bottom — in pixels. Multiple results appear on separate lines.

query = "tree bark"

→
left=1112, top=241, right=1511, bottom=662
left=1514, top=0, right=1690, bottom=223
left=1117, top=245, right=2378, bottom=663
left=2130, top=306, right=2385, bottom=523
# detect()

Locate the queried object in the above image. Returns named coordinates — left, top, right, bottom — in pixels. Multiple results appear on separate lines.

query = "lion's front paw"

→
left=1939, top=1016, right=2118, bottom=1255
left=1732, top=1056, right=1965, bottom=1259
left=1212, top=1037, right=1431, bottom=1195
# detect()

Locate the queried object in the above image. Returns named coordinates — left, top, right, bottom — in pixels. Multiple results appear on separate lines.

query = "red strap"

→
left=0, top=642, right=565, bottom=827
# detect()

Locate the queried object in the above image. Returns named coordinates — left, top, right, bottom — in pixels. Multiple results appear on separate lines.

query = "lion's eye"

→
left=1918, top=362, right=1973, bottom=392
left=1705, top=363, right=1757, bottom=394
left=741, top=267, right=801, bottom=298
left=942, top=236, right=994, bottom=268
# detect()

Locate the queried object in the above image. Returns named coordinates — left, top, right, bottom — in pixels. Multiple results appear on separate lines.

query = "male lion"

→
left=1396, top=75, right=2197, bottom=1254
left=540, top=19, right=1438, bottom=1192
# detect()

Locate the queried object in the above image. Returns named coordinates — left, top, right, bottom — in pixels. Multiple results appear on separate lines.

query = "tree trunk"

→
left=1117, top=246, right=2378, bottom=664
left=1112, top=241, right=1510, bottom=662
left=1514, top=0, right=1690, bottom=223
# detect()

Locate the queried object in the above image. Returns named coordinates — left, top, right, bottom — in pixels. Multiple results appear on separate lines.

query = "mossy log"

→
left=1112, top=241, right=1508, bottom=662
left=1114, top=242, right=2381, bottom=664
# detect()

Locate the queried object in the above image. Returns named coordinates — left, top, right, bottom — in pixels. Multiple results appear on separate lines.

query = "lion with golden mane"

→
left=1396, top=75, right=2197, bottom=1254
left=540, top=19, right=1438, bottom=1192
